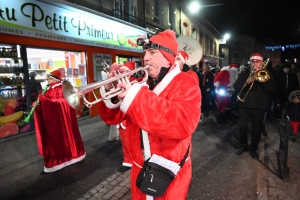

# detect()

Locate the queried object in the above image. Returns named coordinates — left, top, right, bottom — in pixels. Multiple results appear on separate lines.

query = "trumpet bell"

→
left=62, top=80, right=81, bottom=109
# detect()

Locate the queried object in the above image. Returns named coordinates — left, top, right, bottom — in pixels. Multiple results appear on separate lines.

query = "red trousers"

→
left=119, top=127, right=133, bottom=167
left=290, top=121, right=300, bottom=134
left=216, top=95, right=232, bottom=113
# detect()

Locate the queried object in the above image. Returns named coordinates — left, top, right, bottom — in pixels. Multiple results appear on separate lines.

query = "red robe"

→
left=214, top=69, right=231, bottom=113
left=34, top=82, right=85, bottom=173
left=99, top=65, right=201, bottom=200
left=186, top=70, right=200, bottom=86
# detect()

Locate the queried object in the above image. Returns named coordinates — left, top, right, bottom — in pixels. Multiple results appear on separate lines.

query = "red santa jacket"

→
left=98, top=65, right=201, bottom=199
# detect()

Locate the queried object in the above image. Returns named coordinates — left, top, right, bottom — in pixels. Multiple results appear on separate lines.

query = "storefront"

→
left=0, top=0, right=151, bottom=139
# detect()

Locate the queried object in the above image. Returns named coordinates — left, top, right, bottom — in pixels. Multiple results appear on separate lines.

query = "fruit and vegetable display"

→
left=116, top=33, right=145, bottom=48
left=0, top=96, right=32, bottom=139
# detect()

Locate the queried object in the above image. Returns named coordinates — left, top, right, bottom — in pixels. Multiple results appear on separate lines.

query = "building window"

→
left=192, top=28, right=197, bottom=39
left=234, top=52, right=239, bottom=59
left=183, top=22, right=189, bottom=36
left=234, top=40, right=239, bottom=46
left=168, top=2, right=172, bottom=26
left=205, top=35, right=209, bottom=55
left=154, top=0, right=159, bottom=23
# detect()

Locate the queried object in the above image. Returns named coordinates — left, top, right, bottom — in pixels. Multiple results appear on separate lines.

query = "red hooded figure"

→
left=214, top=64, right=239, bottom=113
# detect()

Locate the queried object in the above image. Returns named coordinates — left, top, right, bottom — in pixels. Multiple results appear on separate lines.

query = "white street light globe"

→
left=224, top=34, right=230, bottom=40
left=189, top=2, right=201, bottom=14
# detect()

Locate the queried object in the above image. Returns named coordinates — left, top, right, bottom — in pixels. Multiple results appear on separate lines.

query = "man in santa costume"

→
left=213, top=63, right=239, bottom=118
left=98, top=30, right=201, bottom=199
left=33, top=69, right=86, bottom=175
left=116, top=61, right=138, bottom=172
left=176, top=50, right=200, bottom=86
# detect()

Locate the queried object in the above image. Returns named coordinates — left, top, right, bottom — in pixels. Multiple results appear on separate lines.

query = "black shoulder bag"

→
left=136, top=131, right=190, bottom=198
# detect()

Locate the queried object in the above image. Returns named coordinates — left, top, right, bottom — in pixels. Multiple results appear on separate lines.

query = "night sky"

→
left=194, top=0, right=300, bottom=59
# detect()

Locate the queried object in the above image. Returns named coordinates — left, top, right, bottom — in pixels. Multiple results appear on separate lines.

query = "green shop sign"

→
left=0, top=0, right=147, bottom=52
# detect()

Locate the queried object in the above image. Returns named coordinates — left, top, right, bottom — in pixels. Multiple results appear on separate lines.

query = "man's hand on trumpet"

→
left=105, top=63, right=132, bottom=91
left=117, top=82, right=132, bottom=99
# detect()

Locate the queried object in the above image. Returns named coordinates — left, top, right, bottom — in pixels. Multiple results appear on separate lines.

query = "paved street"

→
left=0, top=112, right=299, bottom=200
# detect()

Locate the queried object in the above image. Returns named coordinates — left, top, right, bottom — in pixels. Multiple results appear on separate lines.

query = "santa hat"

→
left=147, top=30, right=178, bottom=65
left=250, top=53, right=263, bottom=62
left=229, top=63, right=239, bottom=69
left=289, top=90, right=300, bottom=102
left=178, top=50, right=189, bottom=64
left=123, top=61, right=136, bottom=71
left=49, top=69, right=62, bottom=81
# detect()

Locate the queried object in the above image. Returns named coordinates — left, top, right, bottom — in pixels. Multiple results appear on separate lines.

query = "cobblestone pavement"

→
left=78, top=117, right=300, bottom=200
left=78, top=170, right=131, bottom=200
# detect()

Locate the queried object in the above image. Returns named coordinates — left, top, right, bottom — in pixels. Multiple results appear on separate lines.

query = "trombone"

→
left=62, top=66, right=149, bottom=109
left=237, top=58, right=270, bottom=102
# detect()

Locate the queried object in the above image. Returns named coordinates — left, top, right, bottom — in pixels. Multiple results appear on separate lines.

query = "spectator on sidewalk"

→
left=286, top=90, right=300, bottom=138
left=33, top=69, right=86, bottom=175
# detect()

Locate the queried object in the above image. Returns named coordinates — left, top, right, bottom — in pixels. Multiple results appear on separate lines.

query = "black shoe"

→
left=235, top=146, right=248, bottom=155
left=249, top=150, right=259, bottom=159
left=117, top=166, right=131, bottom=173
left=261, top=130, right=268, bottom=137
left=40, top=171, right=49, bottom=175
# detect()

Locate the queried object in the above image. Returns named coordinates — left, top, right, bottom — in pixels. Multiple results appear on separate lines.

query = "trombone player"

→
left=233, top=53, right=276, bottom=159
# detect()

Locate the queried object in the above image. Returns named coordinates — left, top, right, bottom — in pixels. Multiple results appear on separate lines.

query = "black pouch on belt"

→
left=136, top=159, right=175, bottom=198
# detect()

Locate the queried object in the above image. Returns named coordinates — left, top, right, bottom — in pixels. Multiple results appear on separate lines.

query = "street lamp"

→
left=224, top=33, right=230, bottom=40
left=188, top=2, right=201, bottom=14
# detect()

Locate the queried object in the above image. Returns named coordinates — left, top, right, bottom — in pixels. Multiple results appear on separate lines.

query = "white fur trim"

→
left=122, top=162, right=132, bottom=167
left=51, top=82, right=62, bottom=89
left=44, top=152, right=86, bottom=173
left=220, top=66, right=238, bottom=87
left=119, top=122, right=126, bottom=129
left=214, top=81, right=220, bottom=88
left=100, top=86, right=122, bottom=109
left=134, top=161, right=143, bottom=168
left=142, top=129, right=151, bottom=160
left=250, top=55, right=263, bottom=61
left=120, top=83, right=148, bottom=114
left=178, top=53, right=186, bottom=63
left=153, top=63, right=181, bottom=96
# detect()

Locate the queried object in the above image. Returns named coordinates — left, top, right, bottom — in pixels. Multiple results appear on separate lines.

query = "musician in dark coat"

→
left=233, top=53, right=276, bottom=159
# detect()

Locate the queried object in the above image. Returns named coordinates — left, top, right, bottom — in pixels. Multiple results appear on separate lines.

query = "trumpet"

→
left=237, top=58, right=270, bottom=102
left=62, top=67, right=149, bottom=109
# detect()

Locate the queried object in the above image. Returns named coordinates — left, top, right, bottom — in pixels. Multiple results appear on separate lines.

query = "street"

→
left=0, top=112, right=299, bottom=200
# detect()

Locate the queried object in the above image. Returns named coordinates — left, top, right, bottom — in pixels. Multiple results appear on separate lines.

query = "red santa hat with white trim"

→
left=49, top=69, right=62, bottom=81
left=178, top=50, right=189, bottom=64
left=250, top=53, right=263, bottom=62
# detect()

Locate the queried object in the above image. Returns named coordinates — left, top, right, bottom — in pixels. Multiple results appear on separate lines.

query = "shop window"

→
left=27, top=48, right=89, bottom=119
left=0, top=44, right=28, bottom=139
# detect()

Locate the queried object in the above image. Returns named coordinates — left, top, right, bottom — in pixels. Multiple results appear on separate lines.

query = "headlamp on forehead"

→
left=137, top=38, right=175, bottom=56
left=137, top=38, right=150, bottom=46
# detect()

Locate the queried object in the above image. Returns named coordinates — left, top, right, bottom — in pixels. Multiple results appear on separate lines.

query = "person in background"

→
left=33, top=69, right=86, bottom=175
left=234, top=53, right=276, bottom=159
left=176, top=50, right=200, bottom=86
left=276, top=62, right=299, bottom=117
left=116, top=61, right=137, bottom=172
left=29, top=71, right=42, bottom=97
left=213, top=64, right=239, bottom=121
left=98, top=30, right=201, bottom=199
left=286, top=90, right=300, bottom=139
left=200, top=65, right=214, bottom=117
